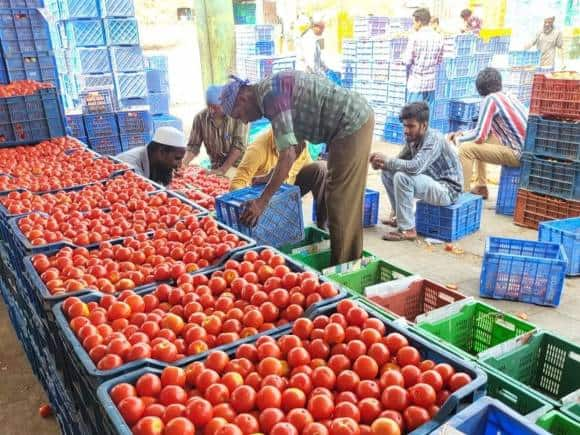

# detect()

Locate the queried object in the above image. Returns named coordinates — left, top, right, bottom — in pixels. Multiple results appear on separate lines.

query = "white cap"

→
left=152, top=126, right=186, bottom=148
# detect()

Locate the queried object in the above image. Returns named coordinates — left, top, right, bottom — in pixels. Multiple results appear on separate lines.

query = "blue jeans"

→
left=381, top=170, right=454, bottom=230
left=407, top=91, right=435, bottom=112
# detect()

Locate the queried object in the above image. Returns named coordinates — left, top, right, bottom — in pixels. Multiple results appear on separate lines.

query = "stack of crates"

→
left=515, top=74, right=580, bottom=229
left=235, top=24, right=275, bottom=78
left=244, top=54, right=296, bottom=82
left=145, top=54, right=181, bottom=132
left=501, top=50, right=541, bottom=107
left=233, top=1, right=256, bottom=25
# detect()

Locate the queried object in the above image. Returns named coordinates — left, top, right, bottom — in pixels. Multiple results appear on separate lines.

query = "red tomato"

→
left=118, top=396, right=145, bottom=425
left=381, top=386, right=409, bottom=412
left=396, top=346, right=421, bottom=367
left=281, top=388, right=307, bottom=412
left=159, top=385, right=187, bottom=406
left=303, top=422, right=329, bottom=435
left=270, top=422, right=299, bottom=435
left=233, top=413, right=259, bottom=434
left=110, top=383, right=136, bottom=405
left=353, top=356, right=379, bottom=380
left=371, top=417, right=401, bottom=435
left=334, top=401, right=361, bottom=422
left=385, top=333, right=409, bottom=354
left=307, top=394, right=334, bottom=420
left=419, top=370, right=444, bottom=391
left=160, top=367, right=186, bottom=387
left=380, top=370, right=405, bottom=389
left=259, top=408, right=285, bottom=433
left=358, top=398, right=382, bottom=424
left=401, top=365, right=421, bottom=388
left=434, top=363, right=455, bottom=384
left=164, top=417, right=195, bottom=435
left=403, top=406, right=430, bottom=431
left=256, top=385, right=282, bottom=410
left=330, top=417, right=360, bottom=435
left=132, top=416, right=164, bottom=435
left=409, top=383, right=437, bottom=408
left=185, top=398, right=213, bottom=426
left=286, top=408, right=314, bottom=432
left=448, top=372, right=472, bottom=392
left=230, top=385, right=256, bottom=413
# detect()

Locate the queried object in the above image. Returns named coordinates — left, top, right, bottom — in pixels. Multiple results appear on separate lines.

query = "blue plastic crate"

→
left=509, top=50, right=541, bottom=67
left=430, top=119, right=451, bottom=133
left=254, top=40, right=274, bottom=55
left=59, top=0, right=99, bottom=18
left=120, top=132, right=151, bottom=150
left=431, top=98, right=450, bottom=121
left=0, top=8, right=52, bottom=56
left=64, top=19, right=104, bottom=47
left=114, top=71, right=147, bottom=99
left=76, top=72, right=114, bottom=90
left=83, top=112, right=118, bottom=137
left=383, top=122, right=404, bottom=144
left=99, top=0, right=135, bottom=17
left=496, top=165, right=521, bottom=216
left=116, top=109, right=151, bottom=134
left=450, top=119, right=477, bottom=132
left=524, top=116, right=580, bottom=162
left=520, top=153, right=580, bottom=200
left=147, top=91, right=169, bottom=115
left=88, top=134, right=122, bottom=155
left=454, top=34, right=476, bottom=56
left=450, top=97, right=481, bottom=122
left=151, top=114, right=182, bottom=131
left=118, top=96, right=148, bottom=109
left=145, top=68, right=168, bottom=92
left=430, top=397, right=551, bottom=435
left=103, top=18, right=139, bottom=45
left=4, top=53, right=58, bottom=86
left=73, top=47, right=111, bottom=74
left=480, top=237, right=567, bottom=307
left=438, top=77, right=478, bottom=99
left=109, top=45, right=144, bottom=72
left=416, top=193, right=483, bottom=242
left=311, top=188, right=379, bottom=228
left=489, top=36, right=511, bottom=54
left=144, top=55, right=167, bottom=71
left=65, top=113, right=86, bottom=137
left=539, top=217, right=580, bottom=276
left=216, top=184, right=304, bottom=247
left=442, top=56, right=474, bottom=79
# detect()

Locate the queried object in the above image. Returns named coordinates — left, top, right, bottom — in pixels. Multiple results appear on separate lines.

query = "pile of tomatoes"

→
left=60, top=249, right=340, bottom=372
left=107, top=298, right=473, bottom=435
left=0, top=80, right=54, bottom=98
left=176, top=189, right=216, bottom=212
left=32, top=216, right=248, bottom=294
left=171, top=166, right=230, bottom=209
left=18, top=191, right=203, bottom=247
left=0, top=137, right=127, bottom=192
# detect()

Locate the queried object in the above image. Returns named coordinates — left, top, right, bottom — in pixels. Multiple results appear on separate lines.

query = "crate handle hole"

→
left=497, top=388, right=519, bottom=405
left=495, top=318, right=516, bottom=331
left=439, top=293, right=455, bottom=304
left=569, top=351, right=580, bottom=363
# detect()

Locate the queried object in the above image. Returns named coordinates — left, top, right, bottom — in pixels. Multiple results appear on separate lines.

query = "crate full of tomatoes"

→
left=96, top=298, right=486, bottom=435
left=170, top=166, right=231, bottom=211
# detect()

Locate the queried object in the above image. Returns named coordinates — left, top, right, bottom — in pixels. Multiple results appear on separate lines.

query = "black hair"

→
left=413, top=8, right=431, bottom=26
left=460, top=9, right=472, bottom=19
left=400, top=102, right=430, bottom=124
left=475, top=67, right=503, bottom=96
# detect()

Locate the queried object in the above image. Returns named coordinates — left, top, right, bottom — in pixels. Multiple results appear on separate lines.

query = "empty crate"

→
left=65, top=19, right=105, bottom=47
left=116, top=109, right=151, bottom=134
left=312, top=188, right=379, bottom=227
left=520, top=154, right=580, bottom=200
left=114, top=72, right=147, bottom=99
left=151, top=114, right=182, bottom=132
left=539, top=217, right=580, bottom=276
left=109, top=46, right=144, bottom=72
left=496, top=165, right=521, bottom=215
left=480, top=237, right=568, bottom=306
left=148, top=91, right=169, bottom=115
left=103, top=18, right=139, bottom=45
left=83, top=112, right=118, bottom=137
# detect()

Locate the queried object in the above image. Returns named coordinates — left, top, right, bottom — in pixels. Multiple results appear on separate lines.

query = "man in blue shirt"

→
left=371, top=102, right=463, bottom=241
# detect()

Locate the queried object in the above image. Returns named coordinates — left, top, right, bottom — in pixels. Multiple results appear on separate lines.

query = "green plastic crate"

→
left=290, top=249, right=375, bottom=274
left=482, top=332, right=580, bottom=408
left=279, top=226, right=330, bottom=255
left=562, top=402, right=580, bottom=423
left=416, top=301, right=537, bottom=361
left=483, top=368, right=553, bottom=421
left=327, top=259, right=413, bottom=295
left=536, top=411, right=580, bottom=435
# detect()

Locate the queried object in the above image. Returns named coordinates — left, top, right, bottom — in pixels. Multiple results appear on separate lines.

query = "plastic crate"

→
left=437, top=77, right=477, bottom=99
left=145, top=68, right=168, bottom=92
left=59, top=0, right=98, bottom=18
left=64, top=19, right=104, bottom=47
left=416, top=300, right=537, bottom=361
left=83, top=112, right=118, bottom=137
left=430, top=119, right=451, bottom=133
left=416, top=193, right=483, bottom=242
left=539, top=217, right=580, bottom=276
left=367, top=278, right=467, bottom=323
left=290, top=249, right=375, bottom=275
left=216, top=184, right=304, bottom=247
left=96, top=299, right=486, bottom=435
left=80, top=87, right=117, bottom=114
left=65, top=113, right=86, bottom=137
left=514, top=189, right=580, bottom=230
left=509, top=50, right=541, bottom=66
left=326, top=259, right=412, bottom=295
left=99, top=0, right=135, bottom=17
left=537, top=411, right=580, bottom=435
left=431, top=99, right=450, bottom=120
left=116, top=109, right=151, bottom=134
left=453, top=34, right=476, bottom=56
left=442, top=56, right=474, bottom=79
left=524, top=116, right=580, bottom=161
left=561, top=402, right=580, bottom=423
left=73, top=47, right=111, bottom=74
left=0, top=8, right=52, bottom=56
left=480, top=237, right=568, bottom=307
left=144, top=55, right=167, bottom=71
left=312, top=188, right=379, bottom=228
left=114, top=71, right=148, bottom=99
left=530, top=74, right=580, bottom=121
left=383, top=122, right=404, bottom=144
left=109, top=46, right=144, bottom=72
left=147, top=91, right=169, bottom=115
left=103, top=18, right=139, bottom=45
left=520, top=153, right=580, bottom=200
left=430, top=397, right=551, bottom=435
left=151, top=114, right=182, bottom=131
left=482, top=331, right=580, bottom=408
left=450, top=97, right=481, bottom=122
left=76, top=72, right=114, bottom=91
left=88, top=134, right=121, bottom=155
left=496, top=165, right=521, bottom=215
left=4, top=53, right=58, bottom=86
left=279, top=225, right=330, bottom=255
left=120, top=132, right=151, bottom=150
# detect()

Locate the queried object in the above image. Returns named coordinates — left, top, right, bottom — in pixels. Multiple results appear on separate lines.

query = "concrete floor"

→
left=0, top=140, right=578, bottom=434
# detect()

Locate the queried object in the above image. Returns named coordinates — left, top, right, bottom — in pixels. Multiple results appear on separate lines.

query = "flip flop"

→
left=382, top=230, right=417, bottom=242
left=381, top=217, right=398, bottom=227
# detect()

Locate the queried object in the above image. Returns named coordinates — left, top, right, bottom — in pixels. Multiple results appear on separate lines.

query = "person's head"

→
left=311, top=20, right=325, bottom=36
left=148, top=127, right=186, bottom=184
left=430, top=17, right=439, bottom=29
left=399, top=102, right=429, bottom=143
left=543, top=16, right=555, bottom=33
left=206, top=85, right=224, bottom=117
left=475, top=67, right=503, bottom=96
left=460, top=9, right=472, bottom=22
left=412, top=8, right=431, bottom=30
left=220, top=76, right=262, bottom=124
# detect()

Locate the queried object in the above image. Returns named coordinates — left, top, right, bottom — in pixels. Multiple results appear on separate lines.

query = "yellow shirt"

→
left=230, top=128, right=312, bottom=191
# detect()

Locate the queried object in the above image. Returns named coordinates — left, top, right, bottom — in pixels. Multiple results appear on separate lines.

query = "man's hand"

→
left=240, top=198, right=267, bottom=227
left=252, top=172, right=272, bottom=185
left=210, top=167, right=226, bottom=177
left=447, top=132, right=462, bottom=146
left=369, top=153, right=386, bottom=170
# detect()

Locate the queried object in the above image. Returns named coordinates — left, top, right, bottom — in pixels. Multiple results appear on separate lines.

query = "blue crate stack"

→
left=501, top=50, right=541, bottom=107
left=145, top=54, right=182, bottom=133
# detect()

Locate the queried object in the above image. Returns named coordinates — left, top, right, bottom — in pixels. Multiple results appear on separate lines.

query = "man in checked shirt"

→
left=403, top=8, right=444, bottom=110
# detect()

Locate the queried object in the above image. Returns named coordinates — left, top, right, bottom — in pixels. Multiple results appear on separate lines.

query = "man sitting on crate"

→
left=116, top=127, right=186, bottom=186
left=230, top=127, right=329, bottom=228
left=370, top=102, right=463, bottom=242
left=181, top=85, right=249, bottom=177
left=448, top=68, right=528, bottom=199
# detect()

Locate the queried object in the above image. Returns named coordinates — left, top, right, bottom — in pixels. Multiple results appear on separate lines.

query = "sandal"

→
left=381, top=217, right=398, bottom=227
left=382, top=229, right=417, bottom=242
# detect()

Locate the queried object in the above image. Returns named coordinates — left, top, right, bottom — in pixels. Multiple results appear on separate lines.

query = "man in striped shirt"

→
left=449, top=68, right=528, bottom=199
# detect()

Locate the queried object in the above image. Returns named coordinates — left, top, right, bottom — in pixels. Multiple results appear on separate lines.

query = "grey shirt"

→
left=532, top=29, right=563, bottom=67
left=116, top=145, right=150, bottom=178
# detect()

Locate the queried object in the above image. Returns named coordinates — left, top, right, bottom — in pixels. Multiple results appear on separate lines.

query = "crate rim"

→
left=485, top=236, right=569, bottom=265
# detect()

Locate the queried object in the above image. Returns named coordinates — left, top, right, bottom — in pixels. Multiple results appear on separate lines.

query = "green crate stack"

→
left=415, top=301, right=537, bottom=361
left=536, top=410, right=580, bottom=435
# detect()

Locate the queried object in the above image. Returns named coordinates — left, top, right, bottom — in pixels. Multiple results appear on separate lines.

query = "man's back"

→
left=404, top=27, right=444, bottom=92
